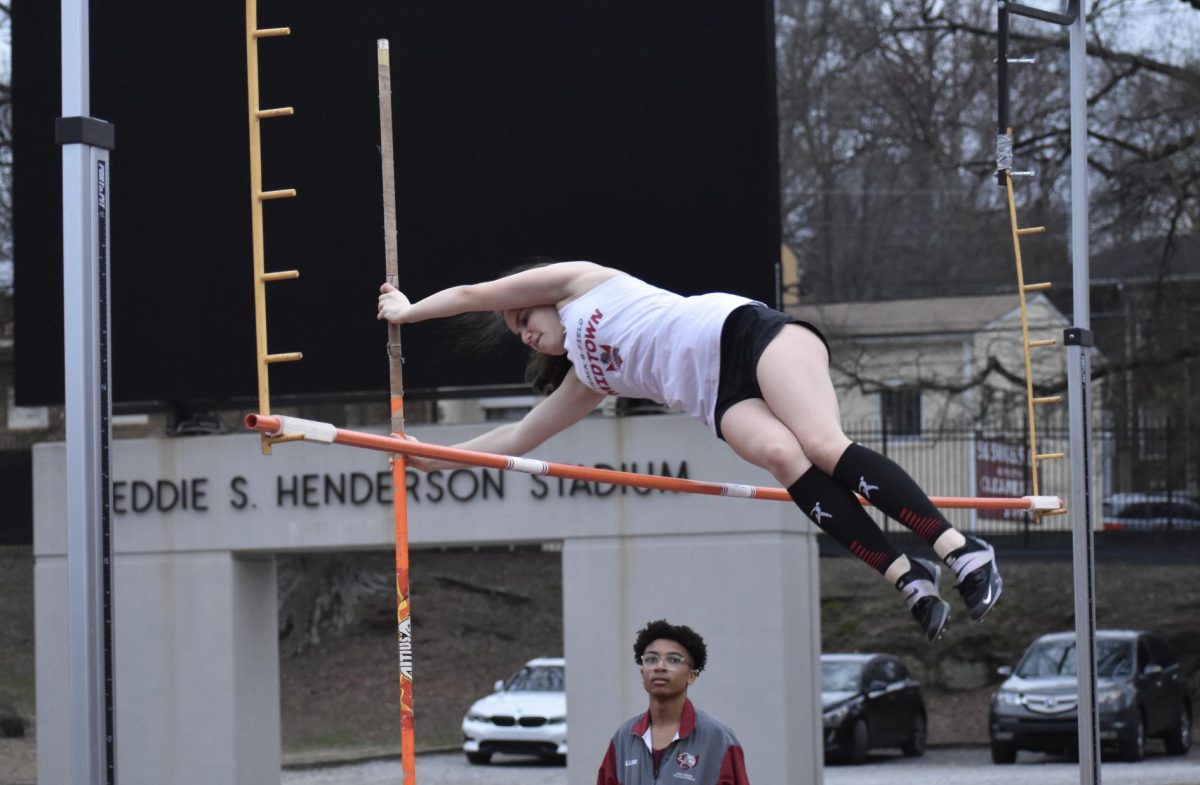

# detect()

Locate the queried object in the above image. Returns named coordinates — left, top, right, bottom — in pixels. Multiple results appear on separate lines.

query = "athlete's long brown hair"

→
left=458, top=258, right=573, bottom=395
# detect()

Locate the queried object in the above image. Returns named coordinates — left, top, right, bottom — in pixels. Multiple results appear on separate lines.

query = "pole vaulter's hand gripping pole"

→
left=246, top=413, right=1064, bottom=513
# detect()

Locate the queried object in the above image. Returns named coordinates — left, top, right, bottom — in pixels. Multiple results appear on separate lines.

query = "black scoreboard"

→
left=14, top=1, right=779, bottom=405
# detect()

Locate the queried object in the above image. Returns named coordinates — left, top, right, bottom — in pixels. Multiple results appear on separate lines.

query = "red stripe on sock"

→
left=900, top=510, right=942, bottom=541
left=914, top=515, right=934, bottom=538
left=849, top=540, right=889, bottom=570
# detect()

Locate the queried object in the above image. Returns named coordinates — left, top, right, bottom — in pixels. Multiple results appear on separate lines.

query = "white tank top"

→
left=558, top=275, right=756, bottom=429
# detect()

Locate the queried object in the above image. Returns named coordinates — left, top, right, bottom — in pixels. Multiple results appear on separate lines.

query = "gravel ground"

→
left=7, top=741, right=1195, bottom=785
left=283, top=753, right=566, bottom=785
left=823, top=745, right=1200, bottom=785
left=0, top=737, right=35, bottom=785
left=281, top=746, right=1200, bottom=785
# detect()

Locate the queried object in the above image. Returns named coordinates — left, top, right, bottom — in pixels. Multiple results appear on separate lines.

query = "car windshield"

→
left=821, top=660, right=863, bottom=692
left=1015, top=639, right=1134, bottom=678
left=504, top=665, right=564, bottom=692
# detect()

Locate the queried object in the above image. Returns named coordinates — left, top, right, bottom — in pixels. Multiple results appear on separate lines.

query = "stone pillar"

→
left=35, top=552, right=280, bottom=785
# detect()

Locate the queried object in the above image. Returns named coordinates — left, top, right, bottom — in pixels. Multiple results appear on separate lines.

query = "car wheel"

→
left=466, top=751, right=492, bottom=765
left=990, top=742, right=1017, bottom=764
left=901, top=712, right=926, bottom=757
left=1164, top=702, right=1192, bottom=755
left=1118, top=710, right=1146, bottom=762
left=847, top=718, right=869, bottom=765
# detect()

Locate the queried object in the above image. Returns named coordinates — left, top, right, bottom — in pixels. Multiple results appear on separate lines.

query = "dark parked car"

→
left=989, top=630, right=1193, bottom=763
left=822, top=653, right=926, bottom=764
left=1102, top=493, right=1200, bottom=530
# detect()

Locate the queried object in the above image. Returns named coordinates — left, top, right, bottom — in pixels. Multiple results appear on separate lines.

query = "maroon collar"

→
left=631, top=698, right=696, bottom=738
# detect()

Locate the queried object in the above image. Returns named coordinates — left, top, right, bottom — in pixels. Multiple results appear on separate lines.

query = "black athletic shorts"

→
left=713, top=304, right=830, bottom=441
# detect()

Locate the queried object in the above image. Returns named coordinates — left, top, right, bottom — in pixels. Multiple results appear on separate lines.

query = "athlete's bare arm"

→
left=378, top=262, right=621, bottom=324
left=402, top=373, right=606, bottom=472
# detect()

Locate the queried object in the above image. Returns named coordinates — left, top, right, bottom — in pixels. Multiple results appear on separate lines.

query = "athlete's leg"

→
left=754, top=325, right=1002, bottom=621
left=719, top=398, right=898, bottom=569
left=741, top=325, right=851, bottom=472
left=719, top=399, right=949, bottom=640
left=751, top=326, right=950, bottom=538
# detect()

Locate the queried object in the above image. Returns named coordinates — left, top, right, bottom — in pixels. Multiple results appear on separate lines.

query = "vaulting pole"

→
left=244, top=414, right=1065, bottom=513
left=377, top=39, right=417, bottom=783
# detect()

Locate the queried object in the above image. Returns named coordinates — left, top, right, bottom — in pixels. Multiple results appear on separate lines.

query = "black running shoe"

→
left=945, top=535, right=1003, bottom=621
left=895, top=558, right=950, bottom=642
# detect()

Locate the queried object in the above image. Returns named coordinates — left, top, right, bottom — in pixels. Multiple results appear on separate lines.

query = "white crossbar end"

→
left=1027, top=495, right=1064, bottom=511
left=273, top=415, right=336, bottom=444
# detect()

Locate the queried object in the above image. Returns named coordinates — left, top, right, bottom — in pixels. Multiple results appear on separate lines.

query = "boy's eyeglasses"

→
left=638, top=653, right=691, bottom=669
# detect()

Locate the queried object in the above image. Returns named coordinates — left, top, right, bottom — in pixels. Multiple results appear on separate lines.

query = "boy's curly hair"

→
left=633, top=619, right=708, bottom=673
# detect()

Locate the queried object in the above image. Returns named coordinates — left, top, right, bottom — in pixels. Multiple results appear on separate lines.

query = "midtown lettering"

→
left=110, top=461, right=690, bottom=515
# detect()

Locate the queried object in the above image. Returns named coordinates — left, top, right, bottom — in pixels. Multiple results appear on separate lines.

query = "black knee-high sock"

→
left=787, top=467, right=901, bottom=575
left=831, top=443, right=952, bottom=545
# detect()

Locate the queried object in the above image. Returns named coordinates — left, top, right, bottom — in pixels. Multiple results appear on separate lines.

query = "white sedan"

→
left=461, top=657, right=567, bottom=765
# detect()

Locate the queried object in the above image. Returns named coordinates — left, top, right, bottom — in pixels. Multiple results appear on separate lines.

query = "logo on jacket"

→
left=675, top=752, right=698, bottom=770
left=599, top=344, right=623, bottom=372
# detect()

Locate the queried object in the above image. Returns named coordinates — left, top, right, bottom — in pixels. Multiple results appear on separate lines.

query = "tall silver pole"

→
left=61, top=0, right=117, bottom=782
left=1065, top=2, right=1100, bottom=783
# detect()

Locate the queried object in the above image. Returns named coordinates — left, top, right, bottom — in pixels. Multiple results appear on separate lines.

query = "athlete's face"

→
left=504, top=305, right=566, bottom=356
left=639, top=638, right=697, bottom=699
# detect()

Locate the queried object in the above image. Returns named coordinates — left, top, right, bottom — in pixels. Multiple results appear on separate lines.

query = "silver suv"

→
left=989, top=630, right=1192, bottom=763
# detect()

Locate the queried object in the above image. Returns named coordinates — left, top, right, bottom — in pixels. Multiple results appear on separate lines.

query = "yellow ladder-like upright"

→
left=246, top=0, right=302, bottom=454
left=1002, top=162, right=1067, bottom=522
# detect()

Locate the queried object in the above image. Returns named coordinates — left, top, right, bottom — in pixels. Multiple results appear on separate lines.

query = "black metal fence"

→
left=1099, top=415, right=1200, bottom=506
left=839, top=419, right=1200, bottom=539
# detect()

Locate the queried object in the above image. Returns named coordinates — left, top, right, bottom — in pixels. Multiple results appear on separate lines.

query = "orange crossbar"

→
left=244, top=414, right=1063, bottom=512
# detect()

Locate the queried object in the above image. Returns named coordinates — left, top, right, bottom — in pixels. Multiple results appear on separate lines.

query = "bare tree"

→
left=777, top=14, right=1198, bottom=329
left=778, top=1, right=1023, bottom=303
left=777, top=0, right=1198, bottom=300
left=776, top=0, right=1200, bottom=488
